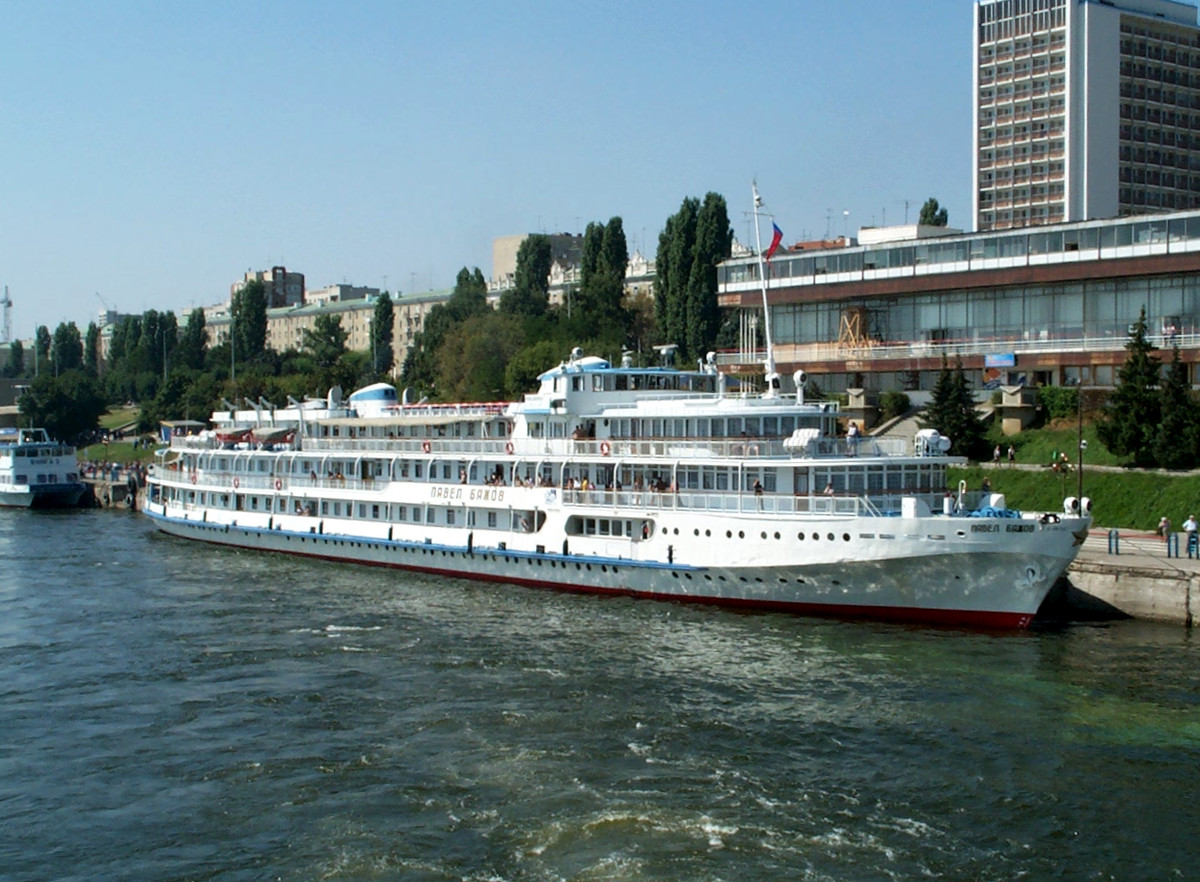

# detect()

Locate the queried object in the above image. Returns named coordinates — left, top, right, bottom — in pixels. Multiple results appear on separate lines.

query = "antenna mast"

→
left=751, top=182, right=780, bottom=397
left=1, top=286, right=11, bottom=344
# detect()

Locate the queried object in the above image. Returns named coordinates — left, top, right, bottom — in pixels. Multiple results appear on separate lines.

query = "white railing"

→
left=170, top=434, right=912, bottom=460
left=719, top=330, right=1198, bottom=368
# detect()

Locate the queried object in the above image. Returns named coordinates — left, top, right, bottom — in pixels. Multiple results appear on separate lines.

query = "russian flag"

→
left=765, top=222, right=783, bottom=261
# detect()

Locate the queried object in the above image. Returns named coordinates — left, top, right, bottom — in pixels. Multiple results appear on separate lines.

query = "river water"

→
left=2, top=509, right=1199, bottom=881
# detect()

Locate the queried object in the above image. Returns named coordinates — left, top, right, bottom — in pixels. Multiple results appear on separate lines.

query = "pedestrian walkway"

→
left=1076, top=528, right=1200, bottom=574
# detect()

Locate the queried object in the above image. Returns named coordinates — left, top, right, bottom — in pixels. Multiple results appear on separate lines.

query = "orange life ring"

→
left=505, top=441, right=514, bottom=455
left=600, top=440, right=611, bottom=457
left=233, top=477, right=240, bottom=489
left=274, top=478, right=282, bottom=491
left=422, top=439, right=431, bottom=454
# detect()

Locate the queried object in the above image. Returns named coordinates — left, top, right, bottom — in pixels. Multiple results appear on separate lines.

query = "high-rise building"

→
left=974, top=0, right=1200, bottom=231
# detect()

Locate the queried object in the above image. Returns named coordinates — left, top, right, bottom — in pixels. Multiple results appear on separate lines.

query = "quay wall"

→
left=1052, top=532, right=1198, bottom=627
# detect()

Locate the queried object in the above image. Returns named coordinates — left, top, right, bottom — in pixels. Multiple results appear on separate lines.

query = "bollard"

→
left=1167, top=532, right=1180, bottom=558
left=1107, top=528, right=1120, bottom=555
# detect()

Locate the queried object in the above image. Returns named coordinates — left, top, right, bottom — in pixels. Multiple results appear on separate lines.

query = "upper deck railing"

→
left=168, top=434, right=913, bottom=461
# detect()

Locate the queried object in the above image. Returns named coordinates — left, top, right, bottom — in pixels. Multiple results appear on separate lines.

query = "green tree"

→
left=504, top=339, right=565, bottom=397
left=17, top=369, right=107, bottom=444
left=51, top=322, right=84, bottom=374
left=232, top=278, right=268, bottom=362
left=302, top=313, right=349, bottom=369
left=683, top=193, right=733, bottom=362
left=178, top=308, right=208, bottom=370
left=1153, top=345, right=1199, bottom=469
left=922, top=356, right=986, bottom=458
left=3, top=339, right=24, bottom=378
left=575, top=218, right=628, bottom=331
left=1098, top=307, right=1161, bottom=466
left=655, top=197, right=698, bottom=349
left=499, top=234, right=551, bottom=317
left=371, top=292, right=395, bottom=377
left=448, top=267, right=489, bottom=318
left=34, top=325, right=50, bottom=375
left=436, top=312, right=524, bottom=401
left=919, top=197, right=949, bottom=226
left=84, top=322, right=100, bottom=376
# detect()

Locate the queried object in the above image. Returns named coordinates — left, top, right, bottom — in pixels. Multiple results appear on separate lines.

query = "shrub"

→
left=880, top=390, right=910, bottom=421
left=1038, top=386, right=1079, bottom=421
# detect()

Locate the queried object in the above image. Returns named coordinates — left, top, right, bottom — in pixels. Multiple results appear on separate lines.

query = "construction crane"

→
left=1, top=286, right=11, bottom=345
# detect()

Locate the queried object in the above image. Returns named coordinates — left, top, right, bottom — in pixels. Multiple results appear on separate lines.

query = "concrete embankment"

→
left=1049, top=530, right=1198, bottom=626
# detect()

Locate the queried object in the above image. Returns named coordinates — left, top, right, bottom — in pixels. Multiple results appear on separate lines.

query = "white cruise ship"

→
left=144, top=349, right=1091, bottom=628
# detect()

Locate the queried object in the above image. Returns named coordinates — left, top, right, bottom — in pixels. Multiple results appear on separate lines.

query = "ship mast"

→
left=751, top=182, right=780, bottom=397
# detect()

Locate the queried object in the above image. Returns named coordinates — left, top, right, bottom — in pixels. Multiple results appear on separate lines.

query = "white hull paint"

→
left=144, top=497, right=1087, bottom=628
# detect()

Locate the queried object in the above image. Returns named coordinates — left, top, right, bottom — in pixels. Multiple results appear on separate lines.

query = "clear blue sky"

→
left=1, top=0, right=973, bottom=341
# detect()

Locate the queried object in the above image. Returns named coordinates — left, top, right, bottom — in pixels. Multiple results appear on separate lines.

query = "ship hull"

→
left=144, top=503, right=1083, bottom=629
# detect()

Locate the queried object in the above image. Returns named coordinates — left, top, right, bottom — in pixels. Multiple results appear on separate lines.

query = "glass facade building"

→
left=717, top=210, right=1200, bottom=393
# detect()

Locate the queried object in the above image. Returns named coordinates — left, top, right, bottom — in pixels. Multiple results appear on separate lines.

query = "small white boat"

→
left=0, top=427, right=86, bottom=508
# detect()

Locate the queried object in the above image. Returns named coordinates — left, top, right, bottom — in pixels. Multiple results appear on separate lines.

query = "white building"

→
left=974, top=0, right=1200, bottom=231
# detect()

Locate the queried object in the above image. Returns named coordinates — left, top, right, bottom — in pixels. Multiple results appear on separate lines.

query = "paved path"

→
left=1075, top=528, right=1200, bottom=574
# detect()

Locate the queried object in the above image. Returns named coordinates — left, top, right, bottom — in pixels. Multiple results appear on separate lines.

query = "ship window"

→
left=488, top=512, right=497, bottom=527
left=426, top=508, right=434, bottom=523
left=397, top=507, right=407, bottom=521
left=447, top=510, right=455, bottom=525
left=412, top=507, right=420, bottom=521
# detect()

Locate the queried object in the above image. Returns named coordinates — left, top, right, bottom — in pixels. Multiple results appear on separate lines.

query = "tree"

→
left=1098, top=307, right=1161, bottom=466
left=232, top=278, right=268, bottom=362
left=499, top=234, right=552, bottom=317
left=371, top=292, right=395, bottom=377
left=35, top=325, right=50, bottom=375
left=919, top=197, right=949, bottom=227
left=435, top=312, right=524, bottom=401
left=302, top=313, right=348, bottom=370
left=448, top=267, right=489, bottom=319
left=575, top=218, right=628, bottom=331
left=3, top=339, right=24, bottom=378
left=922, top=356, right=986, bottom=458
left=18, top=369, right=107, bottom=444
left=178, top=308, right=208, bottom=370
left=84, top=322, right=100, bottom=376
left=655, top=197, right=698, bottom=349
left=51, top=322, right=84, bottom=374
left=683, top=193, right=733, bottom=361
left=1153, top=345, right=1199, bottom=469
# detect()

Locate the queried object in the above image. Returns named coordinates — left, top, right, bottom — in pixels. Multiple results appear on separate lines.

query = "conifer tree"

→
left=1153, top=344, right=1199, bottom=469
left=922, top=356, right=986, bottom=458
left=1098, top=307, right=1161, bottom=466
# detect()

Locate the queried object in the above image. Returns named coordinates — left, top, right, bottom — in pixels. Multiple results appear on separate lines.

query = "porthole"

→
left=694, top=529, right=700, bottom=536
left=812, top=532, right=819, bottom=541
left=797, top=533, right=805, bottom=541
left=673, top=528, right=679, bottom=535
left=761, top=531, right=767, bottom=540
left=601, top=565, right=607, bottom=573
left=796, top=578, right=806, bottom=584
left=738, top=530, right=745, bottom=539
left=685, top=573, right=692, bottom=580
left=832, top=580, right=841, bottom=586
left=774, top=532, right=781, bottom=540
left=726, top=530, right=733, bottom=538
left=842, top=533, right=850, bottom=542
left=827, top=533, right=835, bottom=541
left=672, top=572, right=679, bottom=578
left=705, top=529, right=711, bottom=537
left=661, top=527, right=668, bottom=535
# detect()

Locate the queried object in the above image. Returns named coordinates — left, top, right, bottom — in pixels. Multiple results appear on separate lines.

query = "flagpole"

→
left=751, top=181, right=779, bottom=397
